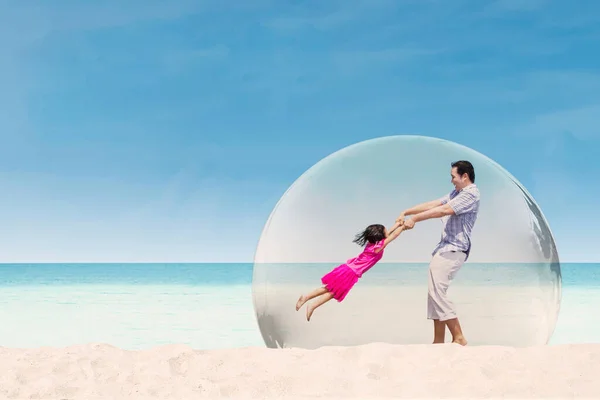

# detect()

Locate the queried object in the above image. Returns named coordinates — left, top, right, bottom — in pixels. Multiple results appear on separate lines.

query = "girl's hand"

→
left=396, top=212, right=406, bottom=224
left=377, top=221, right=406, bottom=252
left=390, top=221, right=402, bottom=232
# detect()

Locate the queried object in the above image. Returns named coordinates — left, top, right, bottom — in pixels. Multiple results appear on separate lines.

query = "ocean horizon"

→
left=0, top=262, right=598, bottom=350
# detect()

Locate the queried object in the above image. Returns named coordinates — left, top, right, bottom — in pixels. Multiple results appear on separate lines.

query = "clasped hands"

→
left=395, top=212, right=415, bottom=230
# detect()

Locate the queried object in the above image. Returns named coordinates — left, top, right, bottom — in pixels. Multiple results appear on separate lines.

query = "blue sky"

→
left=0, top=0, right=598, bottom=262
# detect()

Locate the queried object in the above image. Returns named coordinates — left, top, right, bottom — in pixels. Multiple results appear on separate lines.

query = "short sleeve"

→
left=447, top=189, right=479, bottom=215
left=371, top=239, right=386, bottom=252
left=439, top=191, right=453, bottom=205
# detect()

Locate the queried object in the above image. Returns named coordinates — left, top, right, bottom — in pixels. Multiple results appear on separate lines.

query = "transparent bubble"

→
left=252, top=135, right=561, bottom=348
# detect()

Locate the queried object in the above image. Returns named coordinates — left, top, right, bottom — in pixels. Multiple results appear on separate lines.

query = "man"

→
left=397, top=160, right=480, bottom=346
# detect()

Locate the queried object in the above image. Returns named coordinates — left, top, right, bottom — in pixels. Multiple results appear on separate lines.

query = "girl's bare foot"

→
left=296, top=295, right=307, bottom=311
left=306, top=304, right=316, bottom=321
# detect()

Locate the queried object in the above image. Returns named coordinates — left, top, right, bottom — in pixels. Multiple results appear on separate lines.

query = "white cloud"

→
left=526, top=104, right=600, bottom=141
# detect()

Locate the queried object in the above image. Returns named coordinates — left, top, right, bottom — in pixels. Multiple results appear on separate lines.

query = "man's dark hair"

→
left=451, top=160, right=475, bottom=183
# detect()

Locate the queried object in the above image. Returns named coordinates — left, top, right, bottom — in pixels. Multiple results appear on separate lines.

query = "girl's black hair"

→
left=353, top=224, right=386, bottom=247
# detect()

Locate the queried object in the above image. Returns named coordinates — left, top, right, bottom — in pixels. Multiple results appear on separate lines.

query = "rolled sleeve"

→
left=448, top=190, right=477, bottom=215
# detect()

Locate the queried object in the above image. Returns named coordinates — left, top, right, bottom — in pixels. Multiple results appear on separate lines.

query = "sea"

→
left=0, top=262, right=598, bottom=350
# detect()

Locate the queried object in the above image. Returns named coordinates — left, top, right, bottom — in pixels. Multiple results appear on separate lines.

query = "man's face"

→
left=450, top=167, right=466, bottom=191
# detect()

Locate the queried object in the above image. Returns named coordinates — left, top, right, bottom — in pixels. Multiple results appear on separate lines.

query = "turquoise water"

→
left=0, top=263, right=597, bottom=349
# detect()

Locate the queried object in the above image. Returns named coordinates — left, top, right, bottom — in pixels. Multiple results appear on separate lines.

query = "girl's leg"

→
left=306, top=292, right=334, bottom=321
left=296, top=286, right=329, bottom=311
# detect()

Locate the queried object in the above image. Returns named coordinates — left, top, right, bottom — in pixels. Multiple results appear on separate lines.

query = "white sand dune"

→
left=0, top=342, right=598, bottom=399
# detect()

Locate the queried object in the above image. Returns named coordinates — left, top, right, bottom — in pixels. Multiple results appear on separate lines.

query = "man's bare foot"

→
left=306, top=304, right=316, bottom=321
left=296, top=295, right=306, bottom=311
left=452, top=336, right=468, bottom=346
left=432, top=340, right=445, bottom=344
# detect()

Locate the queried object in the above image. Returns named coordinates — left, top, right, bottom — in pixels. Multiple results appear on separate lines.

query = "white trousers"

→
left=427, top=251, right=466, bottom=321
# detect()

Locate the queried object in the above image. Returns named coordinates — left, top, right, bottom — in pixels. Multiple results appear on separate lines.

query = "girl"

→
left=296, top=220, right=406, bottom=321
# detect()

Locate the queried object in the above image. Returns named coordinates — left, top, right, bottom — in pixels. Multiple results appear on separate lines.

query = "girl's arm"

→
left=374, top=222, right=406, bottom=253
left=388, top=221, right=403, bottom=235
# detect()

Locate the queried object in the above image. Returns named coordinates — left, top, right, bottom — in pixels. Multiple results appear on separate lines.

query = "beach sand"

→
left=0, top=342, right=598, bottom=399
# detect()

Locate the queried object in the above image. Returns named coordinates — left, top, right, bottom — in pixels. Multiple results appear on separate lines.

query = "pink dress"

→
left=321, top=239, right=386, bottom=302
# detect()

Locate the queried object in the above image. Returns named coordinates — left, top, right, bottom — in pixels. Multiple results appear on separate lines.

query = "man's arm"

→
left=397, top=198, right=446, bottom=222
left=411, top=190, right=478, bottom=224
left=402, top=199, right=444, bottom=216
left=411, top=203, right=454, bottom=223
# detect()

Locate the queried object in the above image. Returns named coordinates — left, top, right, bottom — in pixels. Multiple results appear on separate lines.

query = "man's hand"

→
left=403, top=218, right=415, bottom=230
